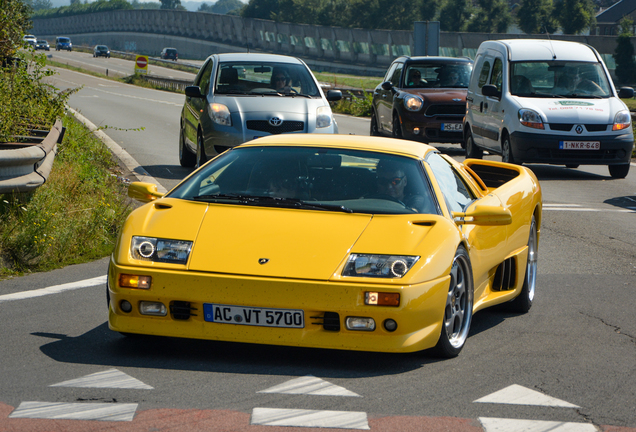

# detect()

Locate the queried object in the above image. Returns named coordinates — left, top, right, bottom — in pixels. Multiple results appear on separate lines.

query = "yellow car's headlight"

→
left=343, top=254, right=420, bottom=278
left=131, top=236, right=192, bottom=264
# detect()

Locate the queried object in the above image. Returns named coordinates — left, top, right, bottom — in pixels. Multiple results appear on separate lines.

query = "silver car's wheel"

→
left=179, top=127, right=196, bottom=168
left=433, top=246, right=474, bottom=358
left=196, top=133, right=207, bottom=168
left=509, top=215, right=538, bottom=313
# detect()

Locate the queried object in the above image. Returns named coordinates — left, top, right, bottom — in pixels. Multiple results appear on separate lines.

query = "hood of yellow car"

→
left=188, top=204, right=372, bottom=280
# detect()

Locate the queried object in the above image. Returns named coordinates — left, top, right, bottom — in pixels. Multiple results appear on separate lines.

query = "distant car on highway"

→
left=179, top=52, right=342, bottom=167
left=35, top=40, right=50, bottom=51
left=371, top=56, right=473, bottom=145
left=161, top=47, right=178, bottom=61
left=93, top=45, right=110, bottom=58
left=55, top=37, right=72, bottom=51
left=23, top=35, right=36, bottom=47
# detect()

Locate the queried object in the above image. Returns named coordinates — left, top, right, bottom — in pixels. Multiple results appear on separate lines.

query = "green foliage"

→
left=466, top=0, right=512, bottom=33
left=613, top=18, right=636, bottom=85
left=516, top=0, right=558, bottom=34
left=439, top=0, right=472, bottom=32
left=554, top=0, right=596, bottom=35
left=420, top=0, right=441, bottom=21
left=160, top=0, right=183, bottom=9
left=198, top=0, right=244, bottom=14
left=32, top=0, right=133, bottom=18
left=332, top=92, right=373, bottom=117
left=130, top=0, right=161, bottom=9
left=0, top=0, right=32, bottom=59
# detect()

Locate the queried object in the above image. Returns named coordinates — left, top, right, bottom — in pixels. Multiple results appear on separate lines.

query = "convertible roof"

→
left=239, top=134, right=437, bottom=159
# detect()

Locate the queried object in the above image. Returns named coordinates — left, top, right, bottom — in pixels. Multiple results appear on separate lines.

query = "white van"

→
left=464, top=39, right=634, bottom=178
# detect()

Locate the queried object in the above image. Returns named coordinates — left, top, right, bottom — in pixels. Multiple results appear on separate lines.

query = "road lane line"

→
left=0, top=275, right=106, bottom=303
left=50, top=368, right=154, bottom=389
left=9, top=401, right=137, bottom=421
left=258, top=375, right=361, bottom=397
left=479, top=417, right=598, bottom=431
left=251, top=408, right=369, bottom=429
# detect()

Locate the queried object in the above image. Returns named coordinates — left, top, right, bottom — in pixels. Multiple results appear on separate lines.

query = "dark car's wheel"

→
left=501, top=134, right=517, bottom=164
left=609, top=163, right=630, bottom=179
left=179, top=127, right=196, bottom=168
left=392, top=113, right=403, bottom=139
left=465, top=129, right=483, bottom=159
left=508, top=215, right=538, bottom=313
left=370, top=110, right=380, bottom=136
left=433, top=246, right=474, bottom=358
left=196, top=133, right=207, bottom=168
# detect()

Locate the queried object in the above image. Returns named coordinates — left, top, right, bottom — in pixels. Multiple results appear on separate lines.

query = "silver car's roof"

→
left=212, top=53, right=304, bottom=64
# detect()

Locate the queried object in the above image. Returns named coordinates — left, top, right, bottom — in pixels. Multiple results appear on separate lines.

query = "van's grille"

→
left=585, top=124, right=608, bottom=132
left=246, top=120, right=304, bottom=134
left=549, top=123, right=573, bottom=131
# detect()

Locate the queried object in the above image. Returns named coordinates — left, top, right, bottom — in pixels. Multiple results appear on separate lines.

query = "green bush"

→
left=332, top=91, right=373, bottom=117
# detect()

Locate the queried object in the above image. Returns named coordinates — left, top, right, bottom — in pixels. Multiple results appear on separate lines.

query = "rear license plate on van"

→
left=442, top=123, right=462, bottom=132
left=559, top=141, right=600, bottom=150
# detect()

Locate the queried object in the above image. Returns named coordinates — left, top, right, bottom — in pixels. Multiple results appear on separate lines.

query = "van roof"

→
left=486, top=39, right=599, bottom=62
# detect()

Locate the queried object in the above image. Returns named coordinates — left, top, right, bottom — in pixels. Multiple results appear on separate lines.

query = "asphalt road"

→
left=0, top=62, right=635, bottom=432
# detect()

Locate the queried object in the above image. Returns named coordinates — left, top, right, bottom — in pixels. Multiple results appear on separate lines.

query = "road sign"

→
left=135, top=55, right=148, bottom=74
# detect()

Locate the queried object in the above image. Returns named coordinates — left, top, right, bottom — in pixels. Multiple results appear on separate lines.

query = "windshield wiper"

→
left=192, top=194, right=353, bottom=213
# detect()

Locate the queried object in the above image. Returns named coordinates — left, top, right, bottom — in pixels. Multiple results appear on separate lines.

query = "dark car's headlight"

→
left=404, top=95, right=423, bottom=112
left=343, top=254, right=419, bottom=278
left=209, top=103, right=232, bottom=126
left=131, top=236, right=192, bottom=264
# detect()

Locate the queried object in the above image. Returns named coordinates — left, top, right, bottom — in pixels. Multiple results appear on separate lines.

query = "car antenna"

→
left=545, top=26, right=557, bottom=59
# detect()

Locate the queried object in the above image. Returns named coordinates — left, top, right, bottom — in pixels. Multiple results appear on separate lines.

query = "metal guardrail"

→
left=140, top=74, right=193, bottom=91
left=0, top=119, right=65, bottom=194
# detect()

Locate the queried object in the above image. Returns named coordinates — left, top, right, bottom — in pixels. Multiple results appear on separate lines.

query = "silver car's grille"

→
left=246, top=120, right=304, bottom=134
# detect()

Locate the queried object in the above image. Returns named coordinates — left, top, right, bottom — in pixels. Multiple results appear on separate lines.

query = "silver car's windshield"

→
left=510, top=61, right=612, bottom=98
left=168, top=146, right=439, bottom=215
left=214, top=62, right=320, bottom=97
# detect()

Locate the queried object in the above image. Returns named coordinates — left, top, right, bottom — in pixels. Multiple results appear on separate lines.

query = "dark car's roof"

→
left=399, top=56, right=473, bottom=64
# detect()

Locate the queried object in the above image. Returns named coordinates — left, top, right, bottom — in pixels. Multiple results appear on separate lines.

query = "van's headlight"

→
left=209, top=103, right=232, bottom=126
left=131, top=236, right=192, bottom=264
left=404, top=94, right=423, bottom=111
left=343, top=254, right=419, bottom=278
left=316, top=106, right=332, bottom=128
left=612, top=110, right=631, bottom=131
left=518, top=109, right=544, bottom=129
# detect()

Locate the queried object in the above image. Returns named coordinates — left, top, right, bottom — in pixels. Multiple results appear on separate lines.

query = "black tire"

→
left=465, top=129, right=483, bottom=159
left=179, top=127, right=196, bottom=168
left=196, top=133, right=207, bottom=168
left=565, top=164, right=579, bottom=169
left=432, top=246, right=474, bottom=358
left=501, top=134, right=517, bottom=164
left=392, top=113, right=403, bottom=139
left=608, top=164, right=630, bottom=179
left=508, top=215, right=538, bottom=313
left=370, top=110, right=380, bottom=136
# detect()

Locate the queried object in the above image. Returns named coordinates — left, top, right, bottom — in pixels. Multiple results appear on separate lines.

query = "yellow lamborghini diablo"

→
left=108, top=134, right=542, bottom=357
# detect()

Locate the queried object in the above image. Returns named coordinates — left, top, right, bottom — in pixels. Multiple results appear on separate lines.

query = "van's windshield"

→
left=510, top=61, right=612, bottom=98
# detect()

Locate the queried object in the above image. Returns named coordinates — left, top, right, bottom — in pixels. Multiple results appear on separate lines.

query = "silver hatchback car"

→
left=179, top=53, right=342, bottom=167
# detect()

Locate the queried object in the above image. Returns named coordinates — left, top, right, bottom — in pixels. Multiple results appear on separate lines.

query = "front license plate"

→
left=203, top=303, right=304, bottom=328
left=559, top=141, right=600, bottom=150
left=442, top=123, right=462, bottom=132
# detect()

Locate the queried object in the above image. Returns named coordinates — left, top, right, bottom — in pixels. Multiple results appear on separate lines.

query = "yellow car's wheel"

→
left=433, top=246, right=474, bottom=358
left=509, top=215, right=537, bottom=313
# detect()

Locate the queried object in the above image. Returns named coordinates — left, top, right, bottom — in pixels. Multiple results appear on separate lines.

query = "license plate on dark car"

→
left=442, top=123, right=462, bottom=132
left=203, top=303, right=304, bottom=328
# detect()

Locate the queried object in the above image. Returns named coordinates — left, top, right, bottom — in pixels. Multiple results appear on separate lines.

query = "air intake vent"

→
left=310, top=312, right=341, bottom=331
left=493, top=258, right=516, bottom=291
left=170, top=301, right=197, bottom=320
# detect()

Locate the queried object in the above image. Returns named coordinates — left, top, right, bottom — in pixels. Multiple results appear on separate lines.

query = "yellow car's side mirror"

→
left=128, top=182, right=165, bottom=203
left=452, top=205, right=512, bottom=226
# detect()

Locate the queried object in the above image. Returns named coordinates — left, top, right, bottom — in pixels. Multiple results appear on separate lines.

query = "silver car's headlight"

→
left=131, top=236, right=192, bottom=264
left=404, top=94, right=423, bottom=111
left=316, top=106, right=332, bottom=128
left=209, top=103, right=232, bottom=126
left=343, top=254, right=420, bottom=278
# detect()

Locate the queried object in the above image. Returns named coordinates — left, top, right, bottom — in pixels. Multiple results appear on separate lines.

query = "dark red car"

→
left=371, top=56, right=473, bottom=145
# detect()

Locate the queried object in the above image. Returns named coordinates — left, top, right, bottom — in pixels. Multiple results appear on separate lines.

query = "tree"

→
left=516, top=0, right=558, bottom=34
left=199, top=0, right=243, bottom=14
left=439, top=0, right=472, bottom=31
left=554, top=0, right=596, bottom=34
left=0, top=0, right=32, bottom=60
left=420, top=0, right=441, bottom=21
left=466, top=0, right=512, bottom=33
left=241, top=0, right=279, bottom=20
left=160, top=0, right=181, bottom=9
left=613, top=18, right=636, bottom=85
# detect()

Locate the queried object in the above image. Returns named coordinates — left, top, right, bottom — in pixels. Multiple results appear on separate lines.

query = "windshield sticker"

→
left=554, top=101, right=595, bottom=106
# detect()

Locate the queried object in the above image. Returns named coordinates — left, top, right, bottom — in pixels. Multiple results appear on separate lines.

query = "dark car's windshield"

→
left=404, top=62, right=472, bottom=89
left=58, top=38, right=70, bottom=43
left=510, top=61, right=612, bottom=98
left=214, top=62, right=320, bottom=97
left=168, top=146, right=439, bottom=215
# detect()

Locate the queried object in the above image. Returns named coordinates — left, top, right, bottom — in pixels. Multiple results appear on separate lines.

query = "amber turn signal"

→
left=119, top=274, right=152, bottom=289
left=365, top=292, right=400, bottom=306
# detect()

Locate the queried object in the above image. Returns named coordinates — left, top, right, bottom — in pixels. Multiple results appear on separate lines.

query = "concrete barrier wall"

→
left=32, top=10, right=631, bottom=74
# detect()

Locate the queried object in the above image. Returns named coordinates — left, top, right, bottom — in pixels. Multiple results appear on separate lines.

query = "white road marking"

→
left=479, top=417, right=598, bottom=431
left=544, top=203, right=636, bottom=213
left=9, top=401, right=138, bottom=422
left=50, top=368, right=153, bottom=390
left=0, top=275, right=106, bottom=303
left=474, top=384, right=579, bottom=408
left=251, top=407, right=369, bottom=429
left=258, top=375, right=360, bottom=397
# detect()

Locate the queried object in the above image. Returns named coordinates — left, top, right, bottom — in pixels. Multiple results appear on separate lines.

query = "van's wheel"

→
left=196, top=133, right=207, bottom=168
left=508, top=215, right=537, bottom=313
left=392, top=114, right=403, bottom=139
left=370, top=111, right=380, bottom=136
left=179, top=127, right=196, bottom=168
left=432, top=246, right=474, bottom=358
left=465, top=130, right=483, bottom=159
left=609, top=164, right=630, bottom=179
left=502, top=134, right=518, bottom=164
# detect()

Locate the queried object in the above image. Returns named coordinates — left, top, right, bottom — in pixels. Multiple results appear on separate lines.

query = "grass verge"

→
left=0, top=113, right=135, bottom=278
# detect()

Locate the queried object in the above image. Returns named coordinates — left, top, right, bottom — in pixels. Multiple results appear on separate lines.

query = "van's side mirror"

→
left=482, top=84, right=501, bottom=99
left=381, top=81, right=393, bottom=91
left=326, top=89, right=342, bottom=101
left=618, top=87, right=634, bottom=99
left=185, top=86, right=204, bottom=98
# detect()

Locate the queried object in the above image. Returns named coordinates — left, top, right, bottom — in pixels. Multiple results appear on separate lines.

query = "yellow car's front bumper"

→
left=108, top=259, right=450, bottom=353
